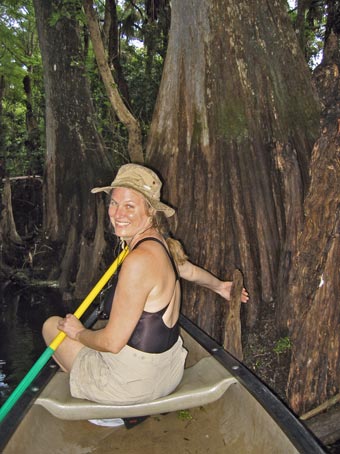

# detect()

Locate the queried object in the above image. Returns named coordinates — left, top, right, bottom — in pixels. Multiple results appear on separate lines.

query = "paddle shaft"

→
left=0, top=246, right=129, bottom=423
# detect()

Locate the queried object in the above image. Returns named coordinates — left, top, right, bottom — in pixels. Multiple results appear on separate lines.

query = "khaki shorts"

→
left=70, top=337, right=187, bottom=405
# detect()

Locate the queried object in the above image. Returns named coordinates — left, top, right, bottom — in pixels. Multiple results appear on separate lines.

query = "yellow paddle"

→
left=0, top=246, right=129, bottom=422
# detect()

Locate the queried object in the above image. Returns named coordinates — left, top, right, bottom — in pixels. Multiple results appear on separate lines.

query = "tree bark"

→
left=0, top=178, right=24, bottom=271
left=0, top=178, right=22, bottom=245
left=223, top=269, right=243, bottom=360
left=23, top=72, right=42, bottom=175
left=33, top=0, right=114, bottom=297
left=107, top=0, right=132, bottom=108
left=0, top=75, right=5, bottom=157
left=286, top=53, right=340, bottom=414
left=83, top=0, right=143, bottom=163
left=146, top=0, right=320, bottom=341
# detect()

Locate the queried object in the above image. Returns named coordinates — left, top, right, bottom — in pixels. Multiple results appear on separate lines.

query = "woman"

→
left=42, top=164, right=248, bottom=406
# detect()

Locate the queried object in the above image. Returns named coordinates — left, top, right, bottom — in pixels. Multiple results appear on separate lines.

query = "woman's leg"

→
left=42, top=316, right=85, bottom=372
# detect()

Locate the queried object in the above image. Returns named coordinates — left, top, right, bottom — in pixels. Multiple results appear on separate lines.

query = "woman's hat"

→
left=91, top=164, right=175, bottom=217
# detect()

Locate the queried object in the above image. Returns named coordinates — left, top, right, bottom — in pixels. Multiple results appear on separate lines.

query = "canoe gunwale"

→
left=179, top=315, right=328, bottom=454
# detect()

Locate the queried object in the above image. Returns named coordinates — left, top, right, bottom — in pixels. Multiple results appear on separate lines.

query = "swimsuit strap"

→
left=132, top=237, right=179, bottom=280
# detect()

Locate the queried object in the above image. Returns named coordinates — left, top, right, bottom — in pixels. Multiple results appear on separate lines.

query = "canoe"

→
left=0, top=314, right=327, bottom=453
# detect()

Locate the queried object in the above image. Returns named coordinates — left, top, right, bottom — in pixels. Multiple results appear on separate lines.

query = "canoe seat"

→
left=35, top=356, right=237, bottom=420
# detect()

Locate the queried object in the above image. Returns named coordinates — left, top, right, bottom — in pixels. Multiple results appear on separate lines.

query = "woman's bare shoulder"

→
left=120, top=242, right=161, bottom=278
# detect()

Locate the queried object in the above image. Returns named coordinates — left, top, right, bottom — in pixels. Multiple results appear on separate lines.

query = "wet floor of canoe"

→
left=4, top=384, right=299, bottom=454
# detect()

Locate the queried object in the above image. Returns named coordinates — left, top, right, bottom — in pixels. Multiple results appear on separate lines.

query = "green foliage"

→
left=273, top=337, right=292, bottom=355
left=0, top=0, right=330, bottom=179
left=117, top=0, right=169, bottom=124
left=0, top=0, right=168, bottom=176
left=0, top=0, right=44, bottom=176
left=49, top=0, right=86, bottom=27
left=178, top=409, right=193, bottom=421
left=305, top=27, right=325, bottom=68
left=121, top=43, right=164, bottom=125
left=83, top=0, right=167, bottom=155
left=286, top=0, right=326, bottom=68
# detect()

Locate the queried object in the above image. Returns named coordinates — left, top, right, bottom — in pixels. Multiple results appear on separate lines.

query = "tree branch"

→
left=83, top=0, right=144, bottom=163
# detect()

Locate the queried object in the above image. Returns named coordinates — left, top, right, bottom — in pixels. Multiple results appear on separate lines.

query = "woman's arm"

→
left=58, top=249, right=156, bottom=353
left=178, top=260, right=249, bottom=302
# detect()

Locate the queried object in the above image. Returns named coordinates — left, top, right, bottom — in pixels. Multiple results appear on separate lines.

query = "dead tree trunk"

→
left=223, top=269, right=243, bottom=360
left=146, top=0, right=320, bottom=342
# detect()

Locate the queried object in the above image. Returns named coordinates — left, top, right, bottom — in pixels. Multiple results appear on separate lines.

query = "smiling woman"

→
left=108, top=188, right=156, bottom=241
left=41, top=163, right=248, bottom=410
left=42, top=164, right=186, bottom=405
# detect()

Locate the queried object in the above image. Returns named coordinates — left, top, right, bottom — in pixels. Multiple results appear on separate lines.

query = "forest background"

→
left=0, top=0, right=339, bottom=446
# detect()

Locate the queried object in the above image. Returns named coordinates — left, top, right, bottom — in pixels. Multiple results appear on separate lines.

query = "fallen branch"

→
left=300, top=392, right=340, bottom=420
left=1, top=175, right=42, bottom=182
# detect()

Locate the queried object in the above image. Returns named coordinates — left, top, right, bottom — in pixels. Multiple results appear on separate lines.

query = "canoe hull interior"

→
left=1, top=316, right=325, bottom=454
left=3, top=383, right=300, bottom=454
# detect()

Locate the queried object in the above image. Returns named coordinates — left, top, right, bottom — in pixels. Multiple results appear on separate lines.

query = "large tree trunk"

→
left=146, top=0, right=320, bottom=342
left=23, top=72, right=42, bottom=175
left=33, top=0, right=114, bottom=298
left=286, top=32, right=340, bottom=415
left=0, top=75, right=6, bottom=164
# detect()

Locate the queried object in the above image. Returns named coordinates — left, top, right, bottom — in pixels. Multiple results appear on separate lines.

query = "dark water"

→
left=0, top=284, right=68, bottom=407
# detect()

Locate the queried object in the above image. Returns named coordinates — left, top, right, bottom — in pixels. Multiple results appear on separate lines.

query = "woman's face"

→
left=108, top=187, right=152, bottom=241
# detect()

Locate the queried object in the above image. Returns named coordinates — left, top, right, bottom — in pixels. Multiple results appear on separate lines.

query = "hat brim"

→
left=91, top=184, right=175, bottom=217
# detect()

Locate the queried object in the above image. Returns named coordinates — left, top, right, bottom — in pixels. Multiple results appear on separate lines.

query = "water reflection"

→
left=0, top=284, right=68, bottom=406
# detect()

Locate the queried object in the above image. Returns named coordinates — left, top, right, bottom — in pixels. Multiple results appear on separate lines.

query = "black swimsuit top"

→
left=101, top=237, right=180, bottom=353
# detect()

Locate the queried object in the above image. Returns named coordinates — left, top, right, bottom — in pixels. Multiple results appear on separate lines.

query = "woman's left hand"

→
left=57, top=314, right=85, bottom=341
left=219, top=281, right=249, bottom=303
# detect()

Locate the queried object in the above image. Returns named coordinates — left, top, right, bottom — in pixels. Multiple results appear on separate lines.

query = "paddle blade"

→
left=0, top=347, right=54, bottom=422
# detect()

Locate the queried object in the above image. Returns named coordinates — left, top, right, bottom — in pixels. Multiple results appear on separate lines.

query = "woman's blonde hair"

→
left=149, top=209, right=188, bottom=266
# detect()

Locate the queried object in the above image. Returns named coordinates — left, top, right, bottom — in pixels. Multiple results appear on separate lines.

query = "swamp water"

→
left=0, top=285, right=69, bottom=407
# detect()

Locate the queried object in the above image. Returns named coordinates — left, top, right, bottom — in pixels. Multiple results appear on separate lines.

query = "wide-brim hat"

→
left=91, top=163, right=175, bottom=217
